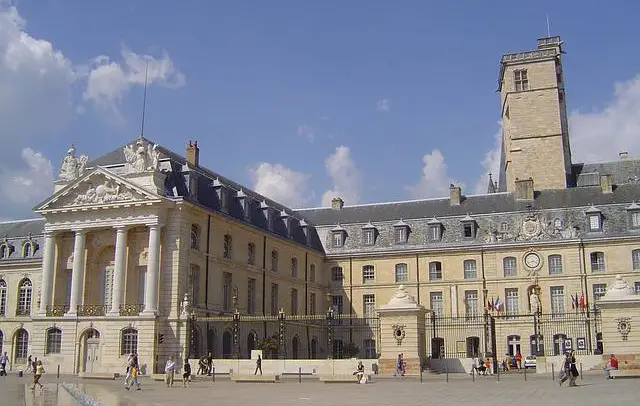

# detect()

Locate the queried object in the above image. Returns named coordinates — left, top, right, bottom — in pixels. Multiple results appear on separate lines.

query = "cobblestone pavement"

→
left=1, top=371, right=637, bottom=406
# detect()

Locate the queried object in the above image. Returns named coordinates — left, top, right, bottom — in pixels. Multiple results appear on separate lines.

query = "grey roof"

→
left=0, top=218, right=46, bottom=261
left=0, top=218, right=45, bottom=238
left=295, top=184, right=640, bottom=226
left=572, top=158, right=640, bottom=186
left=88, top=137, right=325, bottom=253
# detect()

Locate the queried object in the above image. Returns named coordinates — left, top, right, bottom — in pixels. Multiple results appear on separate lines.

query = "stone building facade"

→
left=0, top=35, right=639, bottom=374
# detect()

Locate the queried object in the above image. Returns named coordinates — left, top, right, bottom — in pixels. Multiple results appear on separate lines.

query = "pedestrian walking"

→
left=31, top=361, right=44, bottom=390
left=254, top=355, right=262, bottom=375
left=183, top=359, right=192, bottom=388
left=164, top=356, right=177, bottom=387
left=0, top=351, right=9, bottom=377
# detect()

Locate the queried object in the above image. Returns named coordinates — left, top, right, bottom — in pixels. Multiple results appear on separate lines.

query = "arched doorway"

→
left=310, top=337, right=318, bottom=359
left=247, top=331, right=257, bottom=356
left=291, top=336, right=299, bottom=359
left=222, top=330, right=232, bottom=358
left=13, top=329, right=28, bottom=363
left=207, top=328, right=216, bottom=357
left=80, top=328, right=100, bottom=373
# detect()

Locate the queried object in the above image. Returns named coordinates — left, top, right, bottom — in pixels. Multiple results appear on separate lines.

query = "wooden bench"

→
left=319, top=374, right=372, bottom=383
left=610, top=369, right=640, bottom=379
left=231, top=374, right=280, bottom=383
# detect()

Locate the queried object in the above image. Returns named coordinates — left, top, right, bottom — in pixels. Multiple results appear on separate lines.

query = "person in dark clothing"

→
left=207, top=352, right=213, bottom=375
left=183, top=360, right=192, bottom=388
left=254, top=355, right=262, bottom=375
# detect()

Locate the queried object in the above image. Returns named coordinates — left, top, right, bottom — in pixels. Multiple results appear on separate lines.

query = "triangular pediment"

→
left=35, top=167, right=164, bottom=212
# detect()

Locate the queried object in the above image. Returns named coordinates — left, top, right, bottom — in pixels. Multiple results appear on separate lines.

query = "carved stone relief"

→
left=484, top=213, right=581, bottom=244
left=616, top=317, right=631, bottom=341
left=123, top=139, right=160, bottom=174
left=392, top=324, right=406, bottom=345
left=70, top=178, right=136, bottom=206
left=58, top=145, right=89, bottom=182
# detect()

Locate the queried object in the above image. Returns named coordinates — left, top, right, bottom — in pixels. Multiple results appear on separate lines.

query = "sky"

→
left=2, top=0, right=640, bottom=220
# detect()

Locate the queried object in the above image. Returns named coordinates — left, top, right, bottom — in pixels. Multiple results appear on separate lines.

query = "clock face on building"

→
left=524, top=252, right=541, bottom=269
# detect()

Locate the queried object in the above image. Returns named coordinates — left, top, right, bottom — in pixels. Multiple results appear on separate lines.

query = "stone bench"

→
left=319, top=374, right=372, bottom=383
left=231, top=374, right=280, bottom=383
left=78, top=372, right=120, bottom=380
left=610, top=369, right=640, bottom=379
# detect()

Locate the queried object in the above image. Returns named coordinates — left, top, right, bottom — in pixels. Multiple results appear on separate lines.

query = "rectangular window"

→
left=590, top=252, right=605, bottom=272
left=505, top=288, right=518, bottom=318
left=429, top=262, right=442, bottom=280
left=632, top=250, right=640, bottom=270
left=102, top=266, right=114, bottom=308
left=219, top=188, right=228, bottom=212
left=588, top=214, right=601, bottom=231
left=364, top=339, right=376, bottom=359
left=223, top=234, right=233, bottom=260
left=363, top=229, right=375, bottom=246
left=465, top=290, right=478, bottom=320
left=550, top=286, right=565, bottom=316
left=65, top=269, right=73, bottom=305
left=514, top=69, right=529, bottom=91
left=291, top=288, right=298, bottom=315
left=331, top=295, right=343, bottom=314
left=593, top=284, right=607, bottom=301
left=270, top=283, right=279, bottom=315
left=362, top=265, right=375, bottom=283
left=291, top=257, right=298, bottom=278
left=309, top=264, right=316, bottom=283
left=247, top=243, right=256, bottom=265
left=548, top=255, right=563, bottom=275
left=189, top=264, right=201, bottom=306
left=430, top=292, right=443, bottom=317
left=428, top=225, right=441, bottom=241
left=631, top=211, right=640, bottom=228
left=271, top=250, right=278, bottom=271
left=635, top=282, right=640, bottom=294
left=247, top=278, right=256, bottom=314
left=503, top=257, right=517, bottom=277
left=331, top=266, right=343, bottom=283
left=395, top=227, right=407, bottom=244
left=463, top=223, right=474, bottom=238
left=46, top=330, right=62, bottom=354
left=332, top=232, right=343, bottom=248
left=223, top=272, right=232, bottom=310
left=310, top=292, right=316, bottom=314
left=463, top=260, right=477, bottom=279
left=395, top=263, right=408, bottom=282
left=363, top=294, right=375, bottom=317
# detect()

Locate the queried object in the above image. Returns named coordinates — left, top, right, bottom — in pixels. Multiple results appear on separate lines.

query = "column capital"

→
left=71, top=228, right=86, bottom=235
left=114, top=225, right=130, bottom=233
left=147, top=223, right=164, bottom=230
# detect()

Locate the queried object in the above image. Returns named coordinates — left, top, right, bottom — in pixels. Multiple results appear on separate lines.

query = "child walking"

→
left=31, top=361, right=44, bottom=390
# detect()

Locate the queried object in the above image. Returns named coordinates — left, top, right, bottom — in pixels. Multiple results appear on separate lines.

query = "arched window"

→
left=503, top=257, right=517, bottom=277
left=121, top=328, right=138, bottom=355
left=17, top=279, right=32, bottom=316
left=271, top=250, right=279, bottom=271
left=22, top=242, right=31, bottom=258
left=395, top=263, right=408, bottom=282
left=14, top=329, right=29, bottom=361
left=0, top=279, right=6, bottom=316
left=46, top=328, right=62, bottom=354
left=463, top=259, right=477, bottom=279
left=190, top=224, right=201, bottom=250
left=0, top=243, right=10, bottom=259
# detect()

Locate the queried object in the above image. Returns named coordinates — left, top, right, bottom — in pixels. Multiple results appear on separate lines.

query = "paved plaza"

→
left=0, top=372, right=637, bottom=406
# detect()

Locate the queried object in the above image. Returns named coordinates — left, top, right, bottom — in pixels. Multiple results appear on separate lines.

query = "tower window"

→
left=514, top=69, right=529, bottom=92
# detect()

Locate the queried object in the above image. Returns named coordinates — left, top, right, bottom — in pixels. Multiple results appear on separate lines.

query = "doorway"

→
left=507, top=335, right=521, bottom=356
left=81, top=329, right=100, bottom=373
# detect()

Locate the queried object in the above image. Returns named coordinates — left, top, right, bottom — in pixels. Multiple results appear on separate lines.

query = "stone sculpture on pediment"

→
left=58, top=145, right=89, bottom=182
left=71, top=179, right=135, bottom=206
left=123, top=139, right=160, bottom=174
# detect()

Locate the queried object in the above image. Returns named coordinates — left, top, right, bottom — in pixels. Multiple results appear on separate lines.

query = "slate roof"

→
left=0, top=218, right=46, bottom=261
left=572, top=158, right=640, bottom=186
left=295, top=184, right=640, bottom=226
left=87, top=137, right=325, bottom=253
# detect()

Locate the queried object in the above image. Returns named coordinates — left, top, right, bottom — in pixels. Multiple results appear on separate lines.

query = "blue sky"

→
left=2, top=0, right=640, bottom=219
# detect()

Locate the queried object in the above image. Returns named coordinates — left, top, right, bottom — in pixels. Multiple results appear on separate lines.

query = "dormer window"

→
left=362, top=222, right=377, bottom=246
left=461, top=214, right=477, bottom=239
left=585, top=205, right=602, bottom=232
left=394, top=220, right=410, bottom=244
left=237, top=189, right=250, bottom=219
left=211, top=178, right=227, bottom=212
left=260, top=201, right=272, bottom=230
left=219, top=188, right=228, bottom=212
left=331, top=225, right=347, bottom=248
left=626, top=202, right=640, bottom=229
left=280, top=210, right=291, bottom=236
left=427, top=218, right=442, bottom=242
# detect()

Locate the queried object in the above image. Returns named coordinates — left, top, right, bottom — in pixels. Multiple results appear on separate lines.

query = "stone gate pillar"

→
left=376, top=285, right=427, bottom=375
left=596, top=275, right=640, bottom=363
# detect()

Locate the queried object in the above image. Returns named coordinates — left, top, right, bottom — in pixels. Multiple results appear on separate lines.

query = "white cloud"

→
left=406, top=149, right=462, bottom=199
left=321, top=146, right=361, bottom=206
left=83, top=47, right=185, bottom=117
left=569, top=74, right=640, bottom=163
left=249, top=162, right=313, bottom=208
left=0, top=148, right=54, bottom=205
left=376, top=98, right=391, bottom=112
left=473, top=123, right=502, bottom=195
left=296, top=124, right=315, bottom=142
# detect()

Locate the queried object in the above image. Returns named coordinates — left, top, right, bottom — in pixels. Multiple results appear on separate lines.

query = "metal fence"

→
left=190, top=310, right=380, bottom=360
left=425, top=310, right=602, bottom=360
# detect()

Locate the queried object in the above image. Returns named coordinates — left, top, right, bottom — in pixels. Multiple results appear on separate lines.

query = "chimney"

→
left=619, top=151, right=629, bottom=160
left=186, top=140, right=200, bottom=166
left=449, top=184, right=461, bottom=206
left=515, top=177, right=535, bottom=200
left=331, top=197, right=344, bottom=210
left=600, top=174, right=613, bottom=194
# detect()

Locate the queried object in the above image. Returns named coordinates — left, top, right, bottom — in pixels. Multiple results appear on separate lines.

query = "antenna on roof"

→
left=546, top=14, right=551, bottom=37
left=139, top=60, right=149, bottom=139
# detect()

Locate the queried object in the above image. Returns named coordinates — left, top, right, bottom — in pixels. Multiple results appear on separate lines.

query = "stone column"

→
left=37, top=232, right=56, bottom=316
left=65, top=230, right=86, bottom=317
left=376, top=285, right=427, bottom=375
left=142, top=225, right=161, bottom=316
left=108, top=226, right=128, bottom=316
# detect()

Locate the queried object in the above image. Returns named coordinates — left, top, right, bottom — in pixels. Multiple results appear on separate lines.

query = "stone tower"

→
left=497, top=36, right=572, bottom=193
